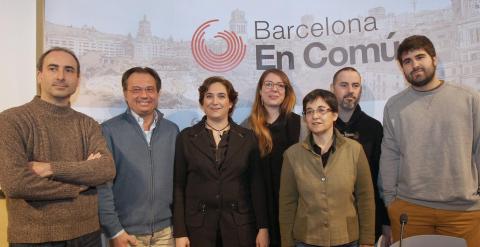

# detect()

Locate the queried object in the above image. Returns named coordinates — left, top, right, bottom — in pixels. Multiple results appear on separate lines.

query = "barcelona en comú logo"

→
left=191, top=19, right=247, bottom=72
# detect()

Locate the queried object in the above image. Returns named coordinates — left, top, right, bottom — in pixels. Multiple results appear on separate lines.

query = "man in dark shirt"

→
left=330, top=67, right=390, bottom=246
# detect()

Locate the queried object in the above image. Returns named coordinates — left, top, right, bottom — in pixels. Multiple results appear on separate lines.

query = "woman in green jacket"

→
left=279, top=89, right=375, bottom=247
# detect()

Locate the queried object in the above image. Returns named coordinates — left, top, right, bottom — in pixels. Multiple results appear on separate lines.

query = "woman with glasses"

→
left=173, top=76, right=269, bottom=247
left=242, top=68, right=306, bottom=247
left=279, top=89, right=375, bottom=247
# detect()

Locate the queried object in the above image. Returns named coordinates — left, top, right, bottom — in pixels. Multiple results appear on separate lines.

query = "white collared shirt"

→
left=130, top=110, right=158, bottom=144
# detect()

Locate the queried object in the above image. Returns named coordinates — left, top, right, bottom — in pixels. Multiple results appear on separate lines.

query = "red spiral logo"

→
left=191, top=19, right=247, bottom=72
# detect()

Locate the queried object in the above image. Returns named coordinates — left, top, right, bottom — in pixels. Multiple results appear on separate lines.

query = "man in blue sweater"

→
left=98, top=67, right=179, bottom=247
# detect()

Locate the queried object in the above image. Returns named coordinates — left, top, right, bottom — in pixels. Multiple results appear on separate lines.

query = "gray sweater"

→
left=380, top=82, right=480, bottom=211
left=98, top=109, right=179, bottom=237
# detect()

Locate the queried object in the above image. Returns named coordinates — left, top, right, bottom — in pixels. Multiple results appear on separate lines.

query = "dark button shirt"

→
left=309, top=133, right=336, bottom=167
left=206, top=128, right=230, bottom=170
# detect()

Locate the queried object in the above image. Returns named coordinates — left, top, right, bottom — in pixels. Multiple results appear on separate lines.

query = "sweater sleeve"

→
left=355, top=147, right=375, bottom=245
left=473, top=93, right=480, bottom=193
left=372, top=123, right=390, bottom=226
left=49, top=118, right=116, bottom=186
left=379, top=105, right=399, bottom=206
left=0, top=115, right=83, bottom=200
left=98, top=181, right=124, bottom=238
left=279, top=151, right=298, bottom=247
left=97, top=124, right=124, bottom=238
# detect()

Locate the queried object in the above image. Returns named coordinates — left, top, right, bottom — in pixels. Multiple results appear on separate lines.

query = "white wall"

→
left=0, top=0, right=37, bottom=111
left=0, top=1, right=37, bottom=244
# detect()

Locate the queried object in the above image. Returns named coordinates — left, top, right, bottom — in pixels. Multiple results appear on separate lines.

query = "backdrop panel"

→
left=44, top=0, right=480, bottom=129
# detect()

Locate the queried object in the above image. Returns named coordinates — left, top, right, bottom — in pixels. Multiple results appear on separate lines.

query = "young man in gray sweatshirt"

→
left=379, top=35, right=480, bottom=247
left=98, top=67, right=179, bottom=247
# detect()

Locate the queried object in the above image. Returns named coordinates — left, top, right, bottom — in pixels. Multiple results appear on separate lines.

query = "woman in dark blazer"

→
left=173, top=76, right=269, bottom=247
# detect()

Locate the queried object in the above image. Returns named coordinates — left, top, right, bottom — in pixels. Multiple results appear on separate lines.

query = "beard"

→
left=340, top=93, right=360, bottom=110
left=405, top=64, right=436, bottom=88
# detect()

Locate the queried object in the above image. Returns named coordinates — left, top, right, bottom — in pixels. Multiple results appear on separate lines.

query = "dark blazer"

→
left=173, top=117, right=268, bottom=247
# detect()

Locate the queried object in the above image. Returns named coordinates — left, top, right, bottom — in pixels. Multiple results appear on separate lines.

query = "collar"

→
left=302, top=128, right=346, bottom=153
left=309, top=132, right=336, bottom=155
left=409, top=80, right=446, bottom=95
left=32, top=96, right=74, bottom=116
left=189, top=116, right=247, bottom=138
left=267, top=112, right=287, bottom=129
left=336, top=104, right=363, bottom=127
left=129, top=109, right=158, bottom=131
left=299, top=128, right=348, bottom=153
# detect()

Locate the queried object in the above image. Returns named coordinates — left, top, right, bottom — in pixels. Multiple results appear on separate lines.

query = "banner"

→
left=44, top=0, right=480, bottom=129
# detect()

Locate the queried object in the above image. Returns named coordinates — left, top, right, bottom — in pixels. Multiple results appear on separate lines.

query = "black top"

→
left=173, top=117, right=268, bottom=247
left=262, top=113, right=301, bottom=245
left=335, top=105, right=389, bottom=239
left=206, top=128, right=230, bottom=170
left=309, top=133, right=336, bottom=166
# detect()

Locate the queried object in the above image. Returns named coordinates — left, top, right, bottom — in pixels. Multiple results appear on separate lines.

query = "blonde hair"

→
left=248, top=69, right=296, bottom=157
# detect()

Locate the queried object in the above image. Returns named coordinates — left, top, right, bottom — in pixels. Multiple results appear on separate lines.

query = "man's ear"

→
left=36, top=71, right=42, bottom=95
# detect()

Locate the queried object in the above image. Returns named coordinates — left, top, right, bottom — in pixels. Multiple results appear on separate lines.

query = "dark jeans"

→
left=9, top=230, right=101, bottom=247
left=295, top=240, right=358, bottom=247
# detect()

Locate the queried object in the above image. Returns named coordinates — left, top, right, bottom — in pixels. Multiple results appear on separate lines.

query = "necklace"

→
left=205, top=121, right=230, bottom=136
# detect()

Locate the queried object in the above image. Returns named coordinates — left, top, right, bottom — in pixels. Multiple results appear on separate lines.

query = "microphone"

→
left=399, top=213, right=408, bottom=247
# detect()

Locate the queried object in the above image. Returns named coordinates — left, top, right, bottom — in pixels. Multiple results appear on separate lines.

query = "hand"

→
left=28, top=161, right=53, bottom=178
left=382, top=225, right=393, bottom=247
left=109, top=232, right=137, bottom=247
left=256, top=228, right=269, bottom=247
left=88, top=152, right=102, bottom=160
left=78, top=152, right=100, bottom=192
left=79, top=185, right=90, bottom=193
left=175, top=237, right=190, bottom=247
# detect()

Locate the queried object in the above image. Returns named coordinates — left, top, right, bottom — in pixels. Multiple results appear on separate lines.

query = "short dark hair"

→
left=37, top=47, right=80, bottom=77
left=396, top=35, right=436, bottom=65
left=121, top=67, right=162, bottom=92
left=198, top=76, right=238, bottom=114
left=302, top=89, right=338, bottom=114
left=332, top=67, right=361, bottom=84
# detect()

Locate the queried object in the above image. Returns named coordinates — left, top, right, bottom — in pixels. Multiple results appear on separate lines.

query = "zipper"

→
left=149, top=145, right=155, bottom=233
left=132, top=113, right=157, bottom=234
left=148, top=124, right=158, bottom=234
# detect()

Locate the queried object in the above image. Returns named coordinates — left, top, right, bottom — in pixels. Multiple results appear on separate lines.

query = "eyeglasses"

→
left=127, top=87, right=156, bottom=95
left=303, top=107, right=332, bottom=117
left=263, top=81, right=286, bottom=91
